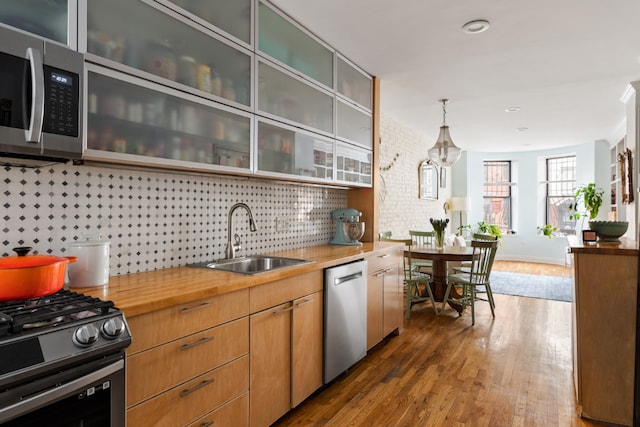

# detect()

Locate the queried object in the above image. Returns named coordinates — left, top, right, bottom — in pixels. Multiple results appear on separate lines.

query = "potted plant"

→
left=476, top=221, right=503, bottom=239
left=568, top=183, right=604, bottom=226
left=537, top=224, right=557, bottom=238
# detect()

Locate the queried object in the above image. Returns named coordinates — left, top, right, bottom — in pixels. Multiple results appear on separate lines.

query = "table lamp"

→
left=450, top=197, right=471, bottom=234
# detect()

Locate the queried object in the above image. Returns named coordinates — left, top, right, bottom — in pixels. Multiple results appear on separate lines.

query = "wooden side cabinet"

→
left=249, top=271, right=323, bottom=427
left=366, top=245, right=403, bottom=350
left=570, top=242, right=637, bottom=426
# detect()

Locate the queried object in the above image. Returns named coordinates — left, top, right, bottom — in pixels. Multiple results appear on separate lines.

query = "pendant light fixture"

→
left=427, top=99, right=462, bottom=167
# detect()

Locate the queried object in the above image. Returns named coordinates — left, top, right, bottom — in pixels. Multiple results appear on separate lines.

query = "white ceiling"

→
left=269, top=0, right=640, bottom=153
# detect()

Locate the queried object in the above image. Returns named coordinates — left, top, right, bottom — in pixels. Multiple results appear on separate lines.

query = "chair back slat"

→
left=468, top=240, right=499, bottom=284
left=382, top=237, right=417, bottom=280
left=409, top=230, right=434, bottom=246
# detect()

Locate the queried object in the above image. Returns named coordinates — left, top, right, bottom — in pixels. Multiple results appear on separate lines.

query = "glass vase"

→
left=435, top=230, right=445, bottom=249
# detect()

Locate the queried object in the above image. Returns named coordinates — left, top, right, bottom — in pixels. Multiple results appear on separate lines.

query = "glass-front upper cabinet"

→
left=257, top=59, right=333, bottom=135
left=337, top=99, right=372, bottom=149
left=335, top=142, right=372, bottom=187
left=256, top=118, right=334, bottom=181
left=258, top=1, right=333, bottom=90
left=162, top=0, right=252, bottom=48
left=84, top=0, right=252, bottom=109
left=85, top=65, right=252, bottom=173
left=337, top=54, right=372, bottom=111
left=0, top=0, right=75, bottom=47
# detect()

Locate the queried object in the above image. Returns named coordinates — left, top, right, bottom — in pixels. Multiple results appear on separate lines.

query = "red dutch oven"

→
left=0, top=247, right=77, bottom=301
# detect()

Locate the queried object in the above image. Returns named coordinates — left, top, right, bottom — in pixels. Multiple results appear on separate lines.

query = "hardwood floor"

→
left=274, top=261, right=608, bottom=427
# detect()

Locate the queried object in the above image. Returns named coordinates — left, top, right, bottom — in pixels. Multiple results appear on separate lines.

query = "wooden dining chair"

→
left=408, top=230, right=434, bottom=274
left=382, top=237, right=437, bottom=317
left=441, top=239, right=499, bottom=325
left=453, top=233, right=499, bottom=273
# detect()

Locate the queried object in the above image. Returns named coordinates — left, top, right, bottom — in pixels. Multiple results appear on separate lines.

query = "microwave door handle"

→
left=25, top=47, right=44, bottom=145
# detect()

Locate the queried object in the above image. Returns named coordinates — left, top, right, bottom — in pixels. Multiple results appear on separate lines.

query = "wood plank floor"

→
left=274, top=261, right=608, bottom=427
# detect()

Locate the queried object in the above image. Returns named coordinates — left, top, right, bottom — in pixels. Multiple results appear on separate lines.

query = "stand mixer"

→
left=330, top=208, right=365, bottom=246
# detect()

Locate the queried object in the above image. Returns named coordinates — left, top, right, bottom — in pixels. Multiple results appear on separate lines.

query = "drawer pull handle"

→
left=180, top=336, right=214, bottom=351
left=179, top=301, right=211, bottom=314
left=379, top=253, right=391, bottom=258
left=201, top=421, right=215, bottom=427
left=180, top=378, right=215, bottom=397
left=272, top=305, right=295, bottom=316
left=295, top=298, right=314, bottom=308
left=374, top=271, right=385, bottom=277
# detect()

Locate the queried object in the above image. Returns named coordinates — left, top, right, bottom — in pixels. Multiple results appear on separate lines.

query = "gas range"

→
left=0, top=289, right=131, bottom=390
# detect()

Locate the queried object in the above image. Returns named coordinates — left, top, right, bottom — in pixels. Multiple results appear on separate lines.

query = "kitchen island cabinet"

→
left=568, top=236, right=638, bottom=426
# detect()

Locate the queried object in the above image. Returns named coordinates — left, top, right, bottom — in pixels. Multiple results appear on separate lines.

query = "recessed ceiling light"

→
left=505, top=107, right=520, bottom=112
left=515, top=127, right=528, bottom=132
left=461, top=19, right=491, bottom=34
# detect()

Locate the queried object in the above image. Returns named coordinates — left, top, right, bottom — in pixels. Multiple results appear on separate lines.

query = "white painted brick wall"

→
left=379, top=113, right=452, bottom=238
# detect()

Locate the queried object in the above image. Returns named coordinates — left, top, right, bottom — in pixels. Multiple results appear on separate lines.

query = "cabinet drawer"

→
left=127, top=289, right=249, bottom=354
left=366, top=246, right=401, bottom=273
left=127, top=355, right=249, bottom=427
left=127, top=317, right=249, bottom=406
left=250, top=270, right=322, bottom=313
left=186, top=392, right=249, bottom=427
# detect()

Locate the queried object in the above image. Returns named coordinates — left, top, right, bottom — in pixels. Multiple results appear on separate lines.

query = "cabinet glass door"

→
left=337, top=55, right=372, bottom=111
left=337, top=100, right=372, bottom=149
left=257, top=118, right=334, bottom=181
left=258, top=60, right=333, bottom=135
left=86, top=66, right=252, bottom=172
left=85, top=0, right=252, bottom=108
left=165, top=0, right=252, bottom=46
left=335, top=142, right=372, bottom=187
left=0, top=0, right=73, bottom=46
left=258, top=2, right=333, bottom=89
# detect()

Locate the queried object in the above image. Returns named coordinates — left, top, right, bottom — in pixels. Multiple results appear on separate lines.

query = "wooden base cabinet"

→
left=249, top=272, right=323, bottom=427
left=366, top=246, right=403, bottom=350
left=571, top=243, right=637, bottom=426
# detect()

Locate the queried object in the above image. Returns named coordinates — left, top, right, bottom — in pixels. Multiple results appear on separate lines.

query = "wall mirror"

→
left=418, top=160, right=438, bottom=199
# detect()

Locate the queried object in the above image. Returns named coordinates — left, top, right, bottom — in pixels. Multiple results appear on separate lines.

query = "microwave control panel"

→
left=42, top=65, right=79, bottom=137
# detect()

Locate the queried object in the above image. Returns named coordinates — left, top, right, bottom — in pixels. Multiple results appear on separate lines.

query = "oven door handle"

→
left=0, top=359, right=123, bottom=424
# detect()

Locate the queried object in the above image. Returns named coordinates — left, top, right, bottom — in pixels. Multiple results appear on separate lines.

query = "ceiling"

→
left=269, top=0, right=640, bottom=153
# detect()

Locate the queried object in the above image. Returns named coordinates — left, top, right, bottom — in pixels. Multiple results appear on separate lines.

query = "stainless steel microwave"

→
left=0, top=24, right=83, bottom=167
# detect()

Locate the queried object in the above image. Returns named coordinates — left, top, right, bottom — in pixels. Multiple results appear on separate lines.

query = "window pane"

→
left=483, top=197, right=510, bottom=230
left=546, top=156, right=576, bottom=234
left=483, top=160, right=511, bottom=230
left=548, top=196, right=575, bottom=234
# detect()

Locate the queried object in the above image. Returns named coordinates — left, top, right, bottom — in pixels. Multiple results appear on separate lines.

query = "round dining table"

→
left=406, top=245, right=477, bottom=313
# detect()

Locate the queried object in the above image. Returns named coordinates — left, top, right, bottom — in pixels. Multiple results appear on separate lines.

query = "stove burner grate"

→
left=0, top=290, right=115, bottom=336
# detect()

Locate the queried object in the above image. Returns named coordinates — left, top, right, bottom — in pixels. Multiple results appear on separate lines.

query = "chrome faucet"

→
left=225, top=203, right=257, bottom=259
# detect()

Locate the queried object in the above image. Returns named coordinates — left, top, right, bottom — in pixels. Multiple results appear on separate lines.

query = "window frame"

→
left=482, top=160, right=512, bottom=232
left=544, top=155, right=576, bottom=235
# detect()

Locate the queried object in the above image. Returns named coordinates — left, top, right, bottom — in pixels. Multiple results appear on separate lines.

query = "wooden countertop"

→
left=568, top=235, right=639, bottom=256
left=78, top=242, right=401, bottom=317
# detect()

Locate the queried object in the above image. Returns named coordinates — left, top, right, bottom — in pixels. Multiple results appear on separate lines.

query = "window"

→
left=483, top=161, right=512, bottom=231
left=546, top=155, right=576, bottom=234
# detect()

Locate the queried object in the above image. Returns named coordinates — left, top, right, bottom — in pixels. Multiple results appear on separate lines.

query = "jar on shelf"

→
left=142, top=41, right=177, bottom=81
left=210, top=66, right=222, bottom=96
left=221, top=78, right=236, bottom=101
left=177, top=55, right=197, bottom=87
left=196, top=64, right=211, bottom=93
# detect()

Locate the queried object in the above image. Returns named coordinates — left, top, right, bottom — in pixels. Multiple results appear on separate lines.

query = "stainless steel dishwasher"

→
left=324, top=260, right=368, bottom=384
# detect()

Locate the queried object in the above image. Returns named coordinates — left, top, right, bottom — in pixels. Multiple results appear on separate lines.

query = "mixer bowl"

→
left=343, top=221, right=365, bottom=242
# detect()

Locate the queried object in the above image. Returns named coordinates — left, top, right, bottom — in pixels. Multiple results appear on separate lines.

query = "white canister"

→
left=66, top=237, right=110, bottom=287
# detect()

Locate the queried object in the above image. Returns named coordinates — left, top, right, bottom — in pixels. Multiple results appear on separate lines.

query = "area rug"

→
left=488, top=271, right=573, bottom=302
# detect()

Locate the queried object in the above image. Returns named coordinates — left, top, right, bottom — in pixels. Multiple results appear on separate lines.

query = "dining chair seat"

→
left=442, top=239, right=499, bottom=325
left=382, top=237, right=437, bottom=317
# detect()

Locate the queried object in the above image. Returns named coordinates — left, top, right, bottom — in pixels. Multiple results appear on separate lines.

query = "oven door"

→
left=0, top=352, right=125, bottom=427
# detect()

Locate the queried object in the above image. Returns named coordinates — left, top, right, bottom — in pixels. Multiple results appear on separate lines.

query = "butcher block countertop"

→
left=568, top=235, right=639, bottom=256
left=79, top=242, right=401, bottom=317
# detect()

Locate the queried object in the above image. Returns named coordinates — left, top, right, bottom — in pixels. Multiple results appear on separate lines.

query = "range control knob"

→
left=101, top=317, right=125, bottom=339
left=73, top=324, right=100, bottom=347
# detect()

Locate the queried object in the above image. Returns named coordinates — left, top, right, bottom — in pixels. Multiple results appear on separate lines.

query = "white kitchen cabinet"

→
left=84, top=65, right=253, bottom=173
left=164, top=0, right=252, bottom=48
left=0, top=0, right=76, bottom=47
left=256, top=117, right=334, bottom=181
left=337, top=98, right=372, bottom=149
left=83, top=0, right=252, bottom=109
left=337, top=54, right=372, bottom=111
left=258, top=0, right=333, bottom=90
left=257, top=58, right=334, bottom=136
left=336, top=141, right=372, bottom=187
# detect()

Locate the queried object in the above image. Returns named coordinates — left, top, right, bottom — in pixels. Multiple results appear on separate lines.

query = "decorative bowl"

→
left=588, top=221, right=629, bottom=242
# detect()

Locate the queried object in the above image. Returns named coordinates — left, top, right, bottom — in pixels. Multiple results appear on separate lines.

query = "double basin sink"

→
left=188, top=256, right=312, bottom=275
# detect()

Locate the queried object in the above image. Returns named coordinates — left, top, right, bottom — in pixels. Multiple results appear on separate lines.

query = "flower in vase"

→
left=429, top=218, right=449, bottom=233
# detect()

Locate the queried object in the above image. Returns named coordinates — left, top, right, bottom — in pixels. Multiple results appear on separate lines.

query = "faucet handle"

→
left=233, top=233, right=242, bottom=253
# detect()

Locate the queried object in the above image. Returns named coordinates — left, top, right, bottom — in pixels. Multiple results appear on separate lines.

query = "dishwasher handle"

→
left=333, top=271, right=363, bottom=286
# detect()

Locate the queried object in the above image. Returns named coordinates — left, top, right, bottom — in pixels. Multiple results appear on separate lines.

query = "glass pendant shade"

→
left=428, top=125, right=461, bottom=167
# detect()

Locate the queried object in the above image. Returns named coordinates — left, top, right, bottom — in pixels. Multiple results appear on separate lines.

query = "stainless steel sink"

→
left=188, top=256, right=312, bottom=275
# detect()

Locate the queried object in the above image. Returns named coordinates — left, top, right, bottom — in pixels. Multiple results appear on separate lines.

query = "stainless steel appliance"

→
left=0, top=24, right=83, bottom=167
left=324, top=260, right=367, bottom=384
left=0, top=289, right=131, bottom=426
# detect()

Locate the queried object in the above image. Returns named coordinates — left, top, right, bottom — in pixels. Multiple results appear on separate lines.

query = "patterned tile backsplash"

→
left=1, top=163, right=347, bottom=276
